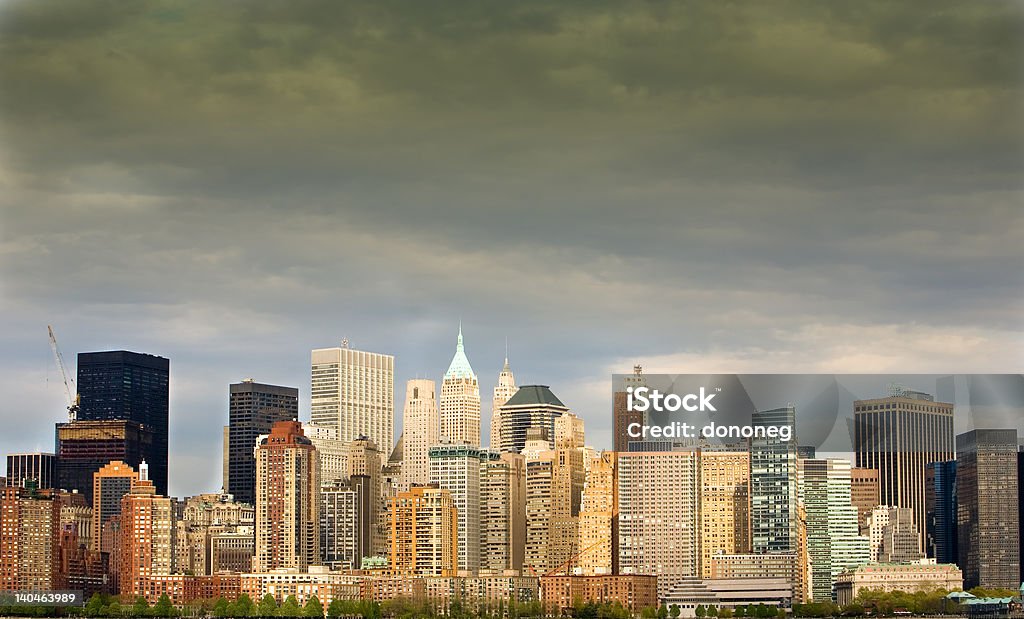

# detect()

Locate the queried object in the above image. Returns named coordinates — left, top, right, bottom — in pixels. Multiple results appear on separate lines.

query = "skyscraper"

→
left=612, top=366, right=646, bottom=453
left=498, top=385, right=569, bottom=454
left=310, top=343, right=395, bottom=456
left=117, top=462, right=172, bottom=598
left=925, top=460, right=957, bottom=565
left=956, top=429, right=1020, bottom=589
left=700, top=449, right=751, bottom=577
left=388, top=485, right=457, bottom=577
left=440, top=325, right=481, bottom=447
left=56, top=420, right=153, bottom=502
left=578, top=451, right=616, bottom=576
left=320, top=475, right=372, bottom=570
left=76, top=351, right=170, bottom=496
left=854, top=389, right=954, bottom=550
left=850, top=467, right=880, bottom=536
left=867, top=506, right=923, bottom=564
left=750, top=406, right=798, bottom=553
left=490, top=356, right=517, bottom=450
left=429, top=444, right=489, bottom=572
left=617, top=449, right=700, bottom=597
left=0, top=486, right=62, bottom=592
left=226, top=380, right=299, bottom=505
left=402, top=379, right=439, bottom=489
left=347, top=437, right=386, bottom=556
left=254, top=421, right=320, bottom=572
left=91, top=460, right=138, bottom=554
left=797, top=458, right=870, bottom=602
left=481, top=452, right=527, bottom=574
left=5, top=453, right=57, bottom=490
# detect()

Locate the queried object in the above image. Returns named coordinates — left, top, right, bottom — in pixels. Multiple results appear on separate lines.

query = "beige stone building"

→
left=440, top=325, right=481, bottom=447
left=388, top=485, right=457, bottom=576
left=578, top=451, right=616, bottom=576
left=699, top=450, right=750, bottom=578
left=834, top=562, right=963, bottom=606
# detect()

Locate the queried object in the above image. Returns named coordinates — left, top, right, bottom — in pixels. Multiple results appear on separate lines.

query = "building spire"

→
left=503, top=337, right=510, bottom=370
left=445, top=322, right=475, bottom=380
left=457, top=320, right=464, bottom=352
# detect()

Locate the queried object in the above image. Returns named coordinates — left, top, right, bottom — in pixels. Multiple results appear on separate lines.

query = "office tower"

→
left=867, top=506, right=924, bottom=564
left=440, top=325, right=481, bottom=447
left=226, top=380, right=299, bottom=505
left=1019, top=450, right=1024, bottom=584
left=347, top=437, right=386, bottom=556
left=118, top=462, right=172, bottom=597
left=617, top=450, right=700, bottom=597
left=925, top=461, right=957, bottom=565
left=402, top=379, right=439, bottom=489
left=320, top=475, right=372, bottom=570
left=481, top=452, right=527, bottom=573
left=850, top=468, right=880, bottom=535
left=524, top=424, right=585, bottom=576
left=77, top=351, right=170, bottom=496
left=56, top=420, right=154, bottom=503
left=750, top=406, right=798, bottom=553
left=5, top=453, right=57, bottom=490
left=956, top=429, right=1020, bottom=589
left=797, top=458, right=870, bottom=602
left=254, top=421, right=320, bottom=572
left=0, top=486, right=62, bottom=591
left=303, top=424, right=348, bottom=485
left=491, top=355, right=518, bottom=451
left=578, top=451, right=616, bottom=576
left=498, top=386, right=569, bottom=454
left=700, top=449, right=751, bottom=578
left=555, top=412, right=585, bottom=449
left=854, top=389, right=954, bottom=549
left=612, top=366, right=646, bottom=453
left=91, top=460, right=138, bottom=554
left=429, top=444, right=488, bottom=572
left=310, top=342, right=395, bottom=456
left=388, top=485, right=457, bottom=576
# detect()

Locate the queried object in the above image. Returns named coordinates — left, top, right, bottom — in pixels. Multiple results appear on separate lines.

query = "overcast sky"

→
left=1, top=1, right=1021, bottom=497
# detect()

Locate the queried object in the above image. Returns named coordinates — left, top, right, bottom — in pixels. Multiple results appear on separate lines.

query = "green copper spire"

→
left=445, top=322, right=475, bottom=380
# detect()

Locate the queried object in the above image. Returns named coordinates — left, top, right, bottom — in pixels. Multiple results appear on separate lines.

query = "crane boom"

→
left=47, top=325, right=79, bottom=421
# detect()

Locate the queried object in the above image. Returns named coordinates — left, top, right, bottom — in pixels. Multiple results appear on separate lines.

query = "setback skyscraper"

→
left=402, top=379, right=439, bottom=490
left=854, top=388, right=954, bottom=550
left=310, top=342, right=395, bottom=456
left=490, top=355, right=517, bottom=450
left=440, top=325, right=481, bottom=447
left=225, top=379, right=299, bottom=505
left=76, top=351, right=170, bottom=496
left=498, top=385, right=569, bottom=454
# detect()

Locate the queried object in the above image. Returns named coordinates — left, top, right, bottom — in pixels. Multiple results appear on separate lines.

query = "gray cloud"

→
left=0, top=0, right=1021, bottom=496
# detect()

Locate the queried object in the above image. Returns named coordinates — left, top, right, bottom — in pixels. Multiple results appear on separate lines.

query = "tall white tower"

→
left=490, top=351, right=517, bottom=450
left=402, top=379, right=439, bottom=490
left=440, top=325, right=481, bottom=447
left=310, top=342, right=395, bottom=455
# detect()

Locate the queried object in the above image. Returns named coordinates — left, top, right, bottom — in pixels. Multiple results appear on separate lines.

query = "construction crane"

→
left=47, top=325, right=80, bottom=421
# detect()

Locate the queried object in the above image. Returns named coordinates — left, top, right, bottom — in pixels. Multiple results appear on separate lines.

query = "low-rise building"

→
left=541, top=575, right=658, bottom=614
left=662, top=578, right=793, bottom=618
left=834, top=562, right=963, bottom=606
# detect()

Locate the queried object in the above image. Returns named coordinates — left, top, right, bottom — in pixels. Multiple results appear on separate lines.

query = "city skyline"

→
left=1, top=1, right=1021, bottom=499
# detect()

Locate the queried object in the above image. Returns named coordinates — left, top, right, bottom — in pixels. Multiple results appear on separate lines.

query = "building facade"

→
left=700, top=450, right=750, bottom=578
left=440, top=326, right=481, bottom=447
left=226, top=380, right=298, bottom=505
left=118, top=463, right=173, bottom=598
left=498, top=386, right=569, bottom=455
left=481, top=452, right=527, bottom=574
left=389, top=485, right=458, bottom=577
left=5, top=453, right=57, bottom=490
left=751, top=406, right=798, bottom=553
left=55, top=419, right=154, bottom=503
left=429, top=444, right=489, bottom=573
left=402, top=379, right=439, bottom=490
left=490, top=357, right=517, bottom=451
left=925, top=460, right=958, bottom=565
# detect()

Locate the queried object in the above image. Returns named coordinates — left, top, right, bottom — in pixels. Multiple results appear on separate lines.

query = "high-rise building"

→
left=77, top=351, right=170, bottom=496
left=91, top=460, right=138, bottom=554
left=578, top=451, right=616, bottom=576
left=346, top=437, right=386, bottom=557
left=850, top=468, right=880, bottom=536
left=797, top=458, right=870, bottom=602
left=524, top=422, right=585, bottom=577
left=226, top=380, right=298, bottom=505
left=118, top=462, right=172, bottom=598
left=388, top=485, right=457, bottom=576
left=320, top=475, right=372, bottom=570
left=440, top=326, right=481, bottom=447
left=310, top=343, right=395, bottom=456
left=498, top=386, right=569, bottom=454
left=750, top=406, right=798, bottom=553
left=481, top=452, right=527, bottom=574
left=925, top=460, right=957, bottom=565
left=175, top=493, right=253, bottom=577
left=429, top=444, right=488, bottom=572
left=303, top=424, right=348, bottom=485
left=854, top=390, right=954, bottom=550
left=57, top=419, right=154, bottom=504
left=617, top=450, right=700, bottom=597
left=0, top=486, right=62, bottom=592
left=254, top=421, right=320, bottom=572
left=402, top=379, right=439, bottom=489
left=5, top=453, right=57, bottom=490
left=612, top=366, right=646, bottom=453
left=867, top=506, right=923, bottom=564
left=490, top=356, right=517, bottom=450
left=700, top=450, right=751, bottom=578
left=956, top=429, right=1020, bottom=589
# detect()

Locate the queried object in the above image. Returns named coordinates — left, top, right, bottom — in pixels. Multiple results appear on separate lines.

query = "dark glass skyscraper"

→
left=925, top=460, right=957, bottom=565
left=750, top=405, right=798, bottom=553
left=956, top=429, right=1020, bottom=589
left=76, top=351, right=169, bottom=496
left=226, top=379, right=299, bottom=505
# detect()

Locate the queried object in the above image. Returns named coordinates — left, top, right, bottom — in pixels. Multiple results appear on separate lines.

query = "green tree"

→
left=213, top=598, right=230, bottom=618
left=279, top=596, right=302, bottom=618
left=657, top=605, right=669, bottom=619
left=696, top=605, right=707, bottom=618
left=303, top=596, right=324, bottom=618
left=720, top=609, right=734, bottom=619
left=85, top=594, right=105, bottom=617
left=106, top=600, right=122, bottom=617
left=326, top=599, right=345, bottom=619
left=640, top=607, right=658, bottom=619
left=153, top=594, right=177, bottom=617
left=708, top=606, right=719, bottom=617
left=235, top=593, right=256, bottom=617
left=133, top=596, right=152, bottom=617
left=259, top=594, right=279, bottom=617
left=735, top=606, right=747, bottom=618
